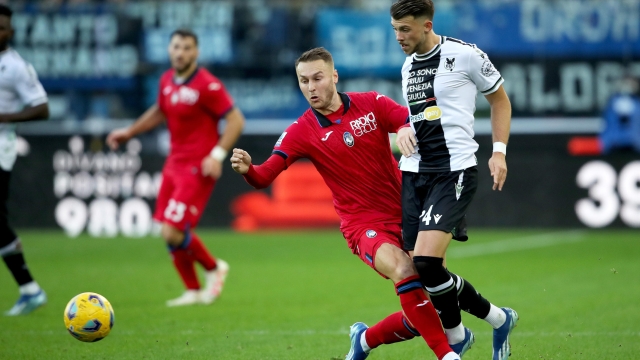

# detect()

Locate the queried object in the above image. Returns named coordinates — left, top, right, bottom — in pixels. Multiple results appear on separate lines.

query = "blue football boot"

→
left=5, top=290, right=47, bottom=316
left=346, top=322, right=370, bottom=360
left=492, top=307, right=519, bottom=360
left=450, top=327, right=475, bottom=357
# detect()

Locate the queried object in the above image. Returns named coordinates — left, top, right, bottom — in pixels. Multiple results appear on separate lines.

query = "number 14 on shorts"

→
left=420, top=205, right=442, bottom=225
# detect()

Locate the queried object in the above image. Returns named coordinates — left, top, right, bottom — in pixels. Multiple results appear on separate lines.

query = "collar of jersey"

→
left=172, top=67, right=200, bottom=86
left=0, top=47, right=12, bottom=58
left=311, top=92, right=351, bottom=128
left=413, top=36, right=445, bottom=61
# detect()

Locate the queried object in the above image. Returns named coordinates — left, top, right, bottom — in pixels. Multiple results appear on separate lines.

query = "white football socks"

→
left=445, top=323, right=466, bottom=344
left=484, top=304, right=507, bottom=329
left=360, top=330, right=371, bottom=353
left=19, top=281, right=41, bottom=295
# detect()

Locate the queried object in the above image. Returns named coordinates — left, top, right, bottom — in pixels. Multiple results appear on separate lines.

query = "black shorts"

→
left=0, top=169, right=17, bottom=247
left=402, top=166, right=478, bottom=251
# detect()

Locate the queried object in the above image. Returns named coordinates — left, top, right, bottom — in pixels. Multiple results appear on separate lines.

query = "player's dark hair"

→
left=390, top=0, right=435, bottom=20
left=0, top=4, right=13, bottom=18
left=170, top=28, right=198, bottom=46
left=295, top=47, right=334, bottom=68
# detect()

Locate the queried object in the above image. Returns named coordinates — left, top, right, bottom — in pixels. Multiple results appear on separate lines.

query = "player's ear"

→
left=333, top=69, right=338, bottom=85
left=423, top=18, right=433, bottom=33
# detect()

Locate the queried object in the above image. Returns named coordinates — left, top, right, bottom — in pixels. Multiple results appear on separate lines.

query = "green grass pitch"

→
left=0, top=229, right=639, bottom=359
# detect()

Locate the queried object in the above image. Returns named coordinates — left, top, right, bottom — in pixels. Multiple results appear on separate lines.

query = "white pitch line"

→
left=448, top=230, right=588, bottom=259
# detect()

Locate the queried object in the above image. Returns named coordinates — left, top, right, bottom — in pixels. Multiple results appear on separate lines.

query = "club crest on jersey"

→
left=481, top=59, right=496, bottom=77
left=366, top=230, right=377, bottom=238
left=409, top=106, right=443, bottom=123
left=445, top=57, right=455, bottom=71
left=343, top=132, right=355, bottom=147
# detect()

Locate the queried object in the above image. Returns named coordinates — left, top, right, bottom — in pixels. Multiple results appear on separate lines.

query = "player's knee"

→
left=392, top=258, right=418, bottom=282
left=413, top=256, right=447, bottom=288
left=161, top=226, right=184, bottom=247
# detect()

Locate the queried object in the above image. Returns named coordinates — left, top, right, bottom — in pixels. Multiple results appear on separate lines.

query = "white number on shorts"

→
left=420, top=205, right=434, bottom=225
left=164, top=199, right=187, bottom=223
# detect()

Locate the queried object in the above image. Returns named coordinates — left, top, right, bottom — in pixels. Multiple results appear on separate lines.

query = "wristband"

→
left=493, top=142, right=507, bottom=155
left=210, top=145, right=228, bottom=161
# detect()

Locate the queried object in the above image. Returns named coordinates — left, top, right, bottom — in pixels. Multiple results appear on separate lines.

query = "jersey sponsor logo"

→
left=349, top=112, right=377, bottom=137
left=409, top=68, right=438, bottom=77
left=366, top=229, right=377, bottom=238
left=275, top=132, right=287, bottom=147
left=343, top=132, right=355, bottom=147
left=481, top=59, right=496, bottom=77
left=409, top=106, right=443, bottom=123
left=321, top=131, right=333, bottom=141
left=170, top=86, right=199, bottom=105
left=445, top=57, right=456, bottom=71
left=406, top=82, right=433, bottom=93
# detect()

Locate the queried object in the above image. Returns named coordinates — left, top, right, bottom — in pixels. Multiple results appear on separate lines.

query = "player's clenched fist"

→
left=230, top=148, right=252, bottom=174
left=106, top=128, right=132, bottom=150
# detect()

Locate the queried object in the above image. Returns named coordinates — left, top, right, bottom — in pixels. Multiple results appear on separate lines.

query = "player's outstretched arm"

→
left=0, top=103, right=49, bottom=123
left=485, top=86, right=512, bottom=191
left=231, top=150, right=287, bottom=189
left=396, top=125, right=417, bottom=157
left=230, top=148, right=252, bottom=175
left=106, top=104, right=165, bottom=150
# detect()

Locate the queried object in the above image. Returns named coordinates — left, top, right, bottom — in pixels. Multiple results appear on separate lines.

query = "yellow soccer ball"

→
left=63, top=292, right=114, bottom=342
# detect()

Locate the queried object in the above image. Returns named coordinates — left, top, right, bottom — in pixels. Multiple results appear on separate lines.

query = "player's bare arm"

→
left=485, top=85, right=511, bottom=191
left=230, top=148, right=252, bottom=175
left=396, top=126, right=417, bottom=157
left=106, top=104, right=165, bottom=150
left=202, top=107, right=246, bottom=179
left=0, top=103, right=49, bottom=123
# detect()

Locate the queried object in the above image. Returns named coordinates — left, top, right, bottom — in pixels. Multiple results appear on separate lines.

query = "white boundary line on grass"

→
left=447, top=230, right=588, bottom=259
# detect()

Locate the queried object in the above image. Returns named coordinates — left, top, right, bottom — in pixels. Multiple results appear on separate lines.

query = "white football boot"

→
left=166, top=290, right=201, bottom=307
left=200, top=259, right=229, bottom=304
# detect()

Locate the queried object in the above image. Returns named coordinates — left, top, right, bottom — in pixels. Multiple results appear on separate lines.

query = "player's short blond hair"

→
left=295, top=47, right=334, bottom=68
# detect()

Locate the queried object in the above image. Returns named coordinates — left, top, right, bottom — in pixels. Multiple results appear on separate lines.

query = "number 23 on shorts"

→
left=164, top=199, right=187, bottom=223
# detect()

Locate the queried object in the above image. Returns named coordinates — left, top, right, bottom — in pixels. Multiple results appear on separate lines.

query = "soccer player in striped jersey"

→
left=391, top=1, right=518, bottom=359
left=0, top=4, right=49, bottom=316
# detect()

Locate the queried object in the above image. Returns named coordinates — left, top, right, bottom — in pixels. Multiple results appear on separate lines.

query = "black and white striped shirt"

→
left=399, top=36, right=503, bottom=173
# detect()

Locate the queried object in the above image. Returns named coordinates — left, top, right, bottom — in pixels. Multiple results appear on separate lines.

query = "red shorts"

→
left=153, top=162, right=216, bottom=231
left=342, top=222, right=404, bottom=278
